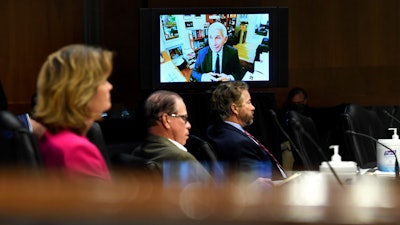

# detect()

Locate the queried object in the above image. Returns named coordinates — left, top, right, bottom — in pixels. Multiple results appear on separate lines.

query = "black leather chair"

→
left=112, top=152, right=161, bottom=176
left=185, top=134, right=223, bottom=176
left=185, top=135, right=217, bottom=162
left=87, top=122, right=112, bottom=168
left=286, top=110, right=325, bottom=171
left=110, top=142, right=161, bottom=176
left=339, top=104, right=386, bottom=168
left=254, top=44, right=269, bottom=63
left=0, top=110, right=41, bottom=168
left=0, top=81, right=7, bottom=110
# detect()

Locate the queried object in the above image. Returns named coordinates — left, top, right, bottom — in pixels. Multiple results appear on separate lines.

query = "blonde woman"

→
left=34, top=44, right=113, bottom=181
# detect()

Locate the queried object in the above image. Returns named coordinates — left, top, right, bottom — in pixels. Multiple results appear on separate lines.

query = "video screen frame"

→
left=140, top=7, right=288, bottom=91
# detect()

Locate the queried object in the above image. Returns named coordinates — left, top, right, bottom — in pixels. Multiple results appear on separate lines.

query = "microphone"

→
left=289, top=115, right=344, bottom=187
left=345, top=130, right=399, bottom=178
left=269, top=109, right=312, bottom=171
left=383, top=109, right=400, bottom=126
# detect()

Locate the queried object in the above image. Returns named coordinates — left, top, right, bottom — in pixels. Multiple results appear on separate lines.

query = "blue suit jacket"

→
left=191, top=45, right=243, bottom=81
left=206, top=121, right=284, bottom=180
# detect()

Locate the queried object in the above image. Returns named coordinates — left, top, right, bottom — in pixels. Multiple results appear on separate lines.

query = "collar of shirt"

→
left=224, top=121, right=244, bottom=132
left=168, top=138, right=188, bottom=152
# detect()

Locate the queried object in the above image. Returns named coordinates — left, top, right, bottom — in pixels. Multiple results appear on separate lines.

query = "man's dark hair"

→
left=288, top=87, right=308, bottom=102
left=211, top=81, right=249, bottom=121
left=144, top=90, right=181, bottom=127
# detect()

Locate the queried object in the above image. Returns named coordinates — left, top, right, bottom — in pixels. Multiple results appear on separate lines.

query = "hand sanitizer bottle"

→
left=320, top=145, right=358, bottom=184
left=377, top=128, right=400, bottom=172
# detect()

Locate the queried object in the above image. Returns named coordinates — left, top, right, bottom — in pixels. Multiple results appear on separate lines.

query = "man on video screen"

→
left=191, top=22, right=243, bottom=82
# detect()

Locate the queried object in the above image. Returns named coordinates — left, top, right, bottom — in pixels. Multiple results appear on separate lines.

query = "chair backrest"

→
left=185, top=135, right=217, bottom=162
left=112, top=152, right=161, bottom=176
left=0, top=110, right=41, bottom=168
left=86, top=122, right=112, bottom=168
left=0, top=81, right=7, bottom=110
left=340, top=104, right=386, bottom=168
left=286, top=110, right=324, bottom=171
left=185, top=134, right=224, bottom=176
left=108, top=140, right=161, bottom=176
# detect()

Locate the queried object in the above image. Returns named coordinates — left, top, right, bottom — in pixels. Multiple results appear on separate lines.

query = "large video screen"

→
left=160, top=13, right=270, bottom=83
left=140, top=7, right=288, bottom=91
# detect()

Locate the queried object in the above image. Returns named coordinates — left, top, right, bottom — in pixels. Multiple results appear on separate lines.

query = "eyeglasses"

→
left=167, top=113, right=189, bottom=124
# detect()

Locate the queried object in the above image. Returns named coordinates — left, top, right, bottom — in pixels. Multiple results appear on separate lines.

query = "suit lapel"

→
left=221, top=46, right=228, bottom=73
left=204, top=47, right=213, bottom=72
left=221, top=122, right=268, bottom=157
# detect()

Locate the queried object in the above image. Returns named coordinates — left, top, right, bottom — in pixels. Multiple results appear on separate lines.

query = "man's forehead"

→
left=175, top=99, right=187, bottom=112
left=293, top=93, right=306, bottom=101
left=209, top=29, right=223, bottom=36
left=240, top=90, right=251, bottom=101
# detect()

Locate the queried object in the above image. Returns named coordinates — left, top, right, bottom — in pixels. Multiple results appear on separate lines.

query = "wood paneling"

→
left=101, top=1, right=144, bottom=111
left=0, top=0, right=83, bottom=114
left=104, top=0, right=400, bottom=106
left=2, top=0, right=400, bottom=114
left=144, top=0, right=400, bottom=108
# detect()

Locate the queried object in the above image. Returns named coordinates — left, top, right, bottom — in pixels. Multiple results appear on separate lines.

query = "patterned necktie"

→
left=243, top=130, right=288, bottom=178
left=215, top=53, right=220, bottom=73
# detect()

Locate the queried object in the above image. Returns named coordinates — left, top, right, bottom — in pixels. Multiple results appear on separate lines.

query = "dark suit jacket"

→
left=191, top=45, right=243, bottom=81
left=132, top=135, right=211, bottom=183
left=206, top=121, right=284, bottom=180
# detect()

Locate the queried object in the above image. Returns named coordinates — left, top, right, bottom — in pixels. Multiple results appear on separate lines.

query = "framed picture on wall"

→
left=161, top=15, right=179, bottom=40
left=185, top=21, right=193, bottom=28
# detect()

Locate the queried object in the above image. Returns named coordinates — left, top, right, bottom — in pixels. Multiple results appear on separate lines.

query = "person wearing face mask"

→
left=278, top=87, right=311, bottom=171
left=286, top=87, right=309, bottom=115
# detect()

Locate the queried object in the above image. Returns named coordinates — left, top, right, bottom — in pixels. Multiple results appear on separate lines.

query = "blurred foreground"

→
left=0, top=168, right=399, bottom=225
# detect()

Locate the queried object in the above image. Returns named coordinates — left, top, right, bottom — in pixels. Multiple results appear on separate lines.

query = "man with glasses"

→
left=131, top=90, right=210, bottom=183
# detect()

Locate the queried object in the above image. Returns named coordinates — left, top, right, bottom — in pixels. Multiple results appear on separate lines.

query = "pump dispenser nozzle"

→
left=389, top=128, right=399, bottom=139
left=330, top=145, right=341, bottom=162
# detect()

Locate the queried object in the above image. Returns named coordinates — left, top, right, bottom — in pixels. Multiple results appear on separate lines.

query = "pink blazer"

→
left=39, top=130, right=111, bottom=181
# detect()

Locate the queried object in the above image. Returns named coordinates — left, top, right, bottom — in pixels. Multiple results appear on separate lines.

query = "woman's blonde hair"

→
left=34, top=44, right=113, bottom=134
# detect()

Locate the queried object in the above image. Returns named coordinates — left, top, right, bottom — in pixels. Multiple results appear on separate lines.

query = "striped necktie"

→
left=243, top=130, right=288, bottom=178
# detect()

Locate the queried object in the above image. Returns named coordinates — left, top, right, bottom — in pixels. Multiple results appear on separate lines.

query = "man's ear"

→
left=159, top=113, right=171, bottom=129
left=230, top=103, right=240, bottom=116
left=223, top=36, right=228, bottom=44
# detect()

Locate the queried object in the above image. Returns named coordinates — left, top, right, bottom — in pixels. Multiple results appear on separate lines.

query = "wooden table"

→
left=0, top=169, right=399, bottom=224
